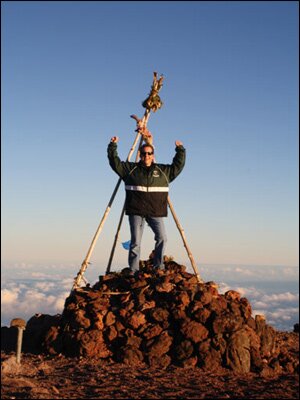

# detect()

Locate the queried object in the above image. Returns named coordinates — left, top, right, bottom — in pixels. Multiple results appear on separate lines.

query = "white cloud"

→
left=261, top=292, right=299, bottom=303
left=1, top=288, right=20, bottom=305
left=54, top=292, right=69, bottom=310
left=61, top=278, right=74, bottom=290
left=34, top=282, right=56, bottom=291
left=199, top=264, right=299, bottom=283
left=233, top=267, right=254, bottom=276
left=1, top=280, right=70, bottom=326
left=252, top=301, right=269, bottom=308
left=218, top=284, right=261, bottom=299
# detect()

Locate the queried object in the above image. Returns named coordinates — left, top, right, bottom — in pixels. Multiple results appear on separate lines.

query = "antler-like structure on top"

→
left=142, top=72, right=164, bottom=112
left=130, top=114, right=153, bottom=146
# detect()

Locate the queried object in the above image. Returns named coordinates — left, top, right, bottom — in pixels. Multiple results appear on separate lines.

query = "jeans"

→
left=128, top=215, right=167, bottom=272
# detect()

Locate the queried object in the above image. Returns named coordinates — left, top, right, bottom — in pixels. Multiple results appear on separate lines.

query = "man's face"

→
left=140, top=146, right=154, bottom=167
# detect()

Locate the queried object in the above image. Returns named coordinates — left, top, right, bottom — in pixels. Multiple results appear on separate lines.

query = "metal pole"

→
left=16, top=327, right=24, bottom=364
left=10, top=318, right=26, bottom=365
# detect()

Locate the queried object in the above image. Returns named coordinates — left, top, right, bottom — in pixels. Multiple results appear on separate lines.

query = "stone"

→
left=225, top=328, right=251, bottom=373
left=181, top=320, right=209, bottom=343
left=146, top=330, right=173, bottom=356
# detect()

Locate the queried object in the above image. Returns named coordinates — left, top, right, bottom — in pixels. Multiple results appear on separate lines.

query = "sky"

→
left=1, top=2, right=299, bottom=327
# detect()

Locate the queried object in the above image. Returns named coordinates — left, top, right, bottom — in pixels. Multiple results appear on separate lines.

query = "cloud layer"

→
left=1, top=262, right=299, bottom=331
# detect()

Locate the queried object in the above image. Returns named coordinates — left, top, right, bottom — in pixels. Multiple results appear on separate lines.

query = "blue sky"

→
left=2, top=1, right=299, bottom=276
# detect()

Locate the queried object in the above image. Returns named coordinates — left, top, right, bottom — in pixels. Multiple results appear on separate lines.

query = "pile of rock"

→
left=13, top=260, right=299, bottom=374
left=37, top=261, right=294, bottom=373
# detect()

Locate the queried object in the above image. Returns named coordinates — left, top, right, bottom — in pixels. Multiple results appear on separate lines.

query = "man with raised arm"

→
left=107, top=126, right=185, bottom=273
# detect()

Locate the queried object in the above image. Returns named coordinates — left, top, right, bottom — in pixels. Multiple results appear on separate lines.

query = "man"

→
left=107, top=127, right=185, bottom=273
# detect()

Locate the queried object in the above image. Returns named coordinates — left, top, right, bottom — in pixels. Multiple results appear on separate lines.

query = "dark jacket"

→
left=107, top=142, right=186, bottom=217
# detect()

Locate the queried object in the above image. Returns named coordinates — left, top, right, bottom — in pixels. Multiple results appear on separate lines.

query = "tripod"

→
left=72, top=73, right=202, bottom=291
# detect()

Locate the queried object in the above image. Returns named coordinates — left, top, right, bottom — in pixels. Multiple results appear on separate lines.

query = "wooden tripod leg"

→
left=167, top=196, right=203, bottom=283
left=72, top=129, right=143, bottom=290
left=72, top=178, right=122, bottom=290
left=106, top=203, right=126, bottom=275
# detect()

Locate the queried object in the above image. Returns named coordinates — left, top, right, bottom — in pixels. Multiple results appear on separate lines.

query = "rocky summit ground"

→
left=1, top=260, right=299, bottom=399
left=1, top=333, right=299, bottom=400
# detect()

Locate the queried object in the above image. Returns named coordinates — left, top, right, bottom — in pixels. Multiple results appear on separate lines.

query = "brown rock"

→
left=165, top=261, right=186, bottom=273
left=79, top=330, right=111, bottom=358
left=105, top=325, right=118, bottom=342
left=85, top=290, right=103, bottom=300
left=199, top=348, right=222, bottom=371
left=255, top=315, right=277, bottom=357
left=180, top=355, right=198, bottom=368
left=225, top=290, right=241, bottom=302
left=127, top=311, right=146, bottom=329
left=211, top=334, right=227, bottom=355
left=131, top=279, right=148, bottom=289
left=149, top=307, right=169, bottom=323
left=142, top=324, right=163, bottom=340
left=225, top=328, right=251, bottom=373
left=43, top=326, right=63, bottom=355
left=194, top=290, right=213, bottom=305
left=155, top=279, right=175, bottom=293
left=181, top=320, right=209, bottom=343
left=170, top=307, right=187, bottom=321
left=122, top=345, right=144, bottom=365
left=88, top=298, right=110, bottom=312
left=27, top=313, right=61, bottom=332
left=139, top=300, right=156, bottom=312
left=147, top=330, right=173, bottom=356
left=93, top=317, right=104, bottom=331
left=210, top=295, right=228, bottom=313
left=192, top=307, right=211, bottom=324
left=212, top=312, right=244, bottom=334
left=70, top=309, right=91, bottom=330
left=174, top=339, right=194, bottom=360
left=104, top=311, right=116, bottom=326
left=240, top=297, right=252, bottom=319
left=246, top=317, right=256, bottom=330
left=174, top=290, right=190, bottom=307
left=126, top=334, right=142, bottom=348
left=198, top=338, right=211, bottom=353
left=115, top=320, right=126, bottom=334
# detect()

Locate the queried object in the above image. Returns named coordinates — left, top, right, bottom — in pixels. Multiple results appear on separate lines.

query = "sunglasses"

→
left=141, top=151, right=153, bottom=156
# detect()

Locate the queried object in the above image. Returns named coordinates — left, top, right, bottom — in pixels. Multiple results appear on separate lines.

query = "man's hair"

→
left=140, top=143, right=155, bottom=154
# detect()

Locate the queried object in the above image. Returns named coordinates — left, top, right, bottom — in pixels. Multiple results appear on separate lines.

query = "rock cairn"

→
left=12, top=260, right=299, bottom=374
